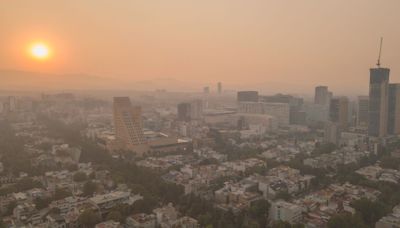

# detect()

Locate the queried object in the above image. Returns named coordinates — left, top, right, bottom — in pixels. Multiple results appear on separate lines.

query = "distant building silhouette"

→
left=314, top=86, right=330, bottom=105
left=329, top=97, right=349, bottom=130
left=203, top=86, right=210, bottom=94
left=388, top=83, right=400, bottom=135
left=237, top=91, right=258, bottom=102
left=177, top=102, right=191, bottom=122
left=217, top=82, right=222, bottom=94
left=357, top=96, right=369, bottom=128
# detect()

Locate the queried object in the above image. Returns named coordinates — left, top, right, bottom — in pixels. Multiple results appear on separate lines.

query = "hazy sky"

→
left=1, top=1, right=400, bottom=94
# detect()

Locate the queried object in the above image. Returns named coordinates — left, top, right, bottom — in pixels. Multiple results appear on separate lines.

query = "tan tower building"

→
left=329, top=97, right=349, bottom=131
left=113, top=97, right=147, bottom=155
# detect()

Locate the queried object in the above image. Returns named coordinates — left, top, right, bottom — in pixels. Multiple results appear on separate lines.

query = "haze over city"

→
left=3, top=1, right=400, bottom=228
left=1, top=1, right=400, bottom=94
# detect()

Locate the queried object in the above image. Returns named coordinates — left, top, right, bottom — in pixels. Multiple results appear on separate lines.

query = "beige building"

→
left=329, top=97, right=349, bottom=131
left=238, top=102, right=290, bottom=126
left=113, top=97, right=147, bottom=155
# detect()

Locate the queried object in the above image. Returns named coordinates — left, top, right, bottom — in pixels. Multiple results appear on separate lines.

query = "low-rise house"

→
left=126, top=213, right=157, bottom=228
left=89, top=191, right=142, bottom=214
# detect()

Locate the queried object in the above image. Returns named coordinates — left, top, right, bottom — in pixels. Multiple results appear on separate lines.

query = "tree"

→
left=327, top=213, right=367, bottom=228
left=248, top=199, right=270, bottom=227
left=78, top=209, right=101, bottom=228
left=34, top=197, right=52, bottom=210
left=54, top=188, right=72, bottom=200
left=380, top=156, right=400, bottom=169
left=275, top=191, right=291, bottom=201
left=351, top=198, right=390, bottom=225
left=106, top=211, right=123, bottom=223
left=0, top=220, right=5, bottom=228
left=82, top=181, right=97, bottom=197
left=73, top=172, right=87, bottom=182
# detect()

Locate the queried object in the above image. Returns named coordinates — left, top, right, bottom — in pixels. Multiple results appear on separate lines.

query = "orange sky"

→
left=1, top=1, right=400, bottom=94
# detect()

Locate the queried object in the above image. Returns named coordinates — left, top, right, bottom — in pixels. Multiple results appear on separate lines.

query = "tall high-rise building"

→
left=357, top=96, right=369, bottom=127
left=324, top=122, right=340, bottom=145
left=237, top=91, right=259, bottom=102
left=190, top=99, right=203, bottom=120
left=217, top=82, right=222, bottom=94
left=329, top=97, right=349, bottom=130
left=203, top=86, right=210, bottom=94
left=388, top=84, right=400, bottom=135
left=177, top=100, right=203, bottom=122
left=314, top=86, right=330, bottom=105
left=177, top=102, right=191, bottom=122
left=368, top=68, right=390, bottom=137
left=113, top=97, right=146, bottom=151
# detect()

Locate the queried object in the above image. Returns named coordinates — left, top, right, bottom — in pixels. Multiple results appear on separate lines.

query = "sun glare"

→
left=30, top=43, right=51, bottom=60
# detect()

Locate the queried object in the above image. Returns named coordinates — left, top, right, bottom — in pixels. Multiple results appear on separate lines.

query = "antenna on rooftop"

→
left=377, top=37, right=383, bottom=68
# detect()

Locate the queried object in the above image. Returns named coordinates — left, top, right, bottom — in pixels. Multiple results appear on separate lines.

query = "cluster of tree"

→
left=312, top=142, right=336, bottom=155
left=328, top=198, right=391, bottom=228
left=328, top=213, right=367, bottom=228
left=0, top=121, right=35, bottom=175
left=0, top=177, right=43, bottom=196
left=179, top=194, right=271, bottom=228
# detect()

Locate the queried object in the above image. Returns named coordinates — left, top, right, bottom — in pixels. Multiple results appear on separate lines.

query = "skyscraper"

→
left=203, top=86, right=210, bottom=94
left=368, top=68, right=390, bottom=137
left=177, top=100, right=203, bottom=122
left=357, top=96, right=369, bottom=127
left=217, top=82, right=222, bottom=94
left=388, top=83, right=400, bottom=135
left=177, top=102, right=191, bottom=122
left=329, top=97, right=349, bottom=130
left=113, top=97, right=146, bottom=152
left=190, top=99, right=203, bottom=120
left=314, top=86, right=329, bottom=105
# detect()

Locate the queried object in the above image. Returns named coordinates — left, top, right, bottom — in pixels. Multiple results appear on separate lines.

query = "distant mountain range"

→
left=0, top=69, right=207, bottom=92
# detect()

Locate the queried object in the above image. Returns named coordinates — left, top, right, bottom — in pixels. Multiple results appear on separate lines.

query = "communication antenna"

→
left=377, top=37, right=383, bottom=68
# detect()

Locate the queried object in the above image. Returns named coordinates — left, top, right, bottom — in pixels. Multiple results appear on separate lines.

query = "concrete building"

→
left=190, top=99, right=203, bottom=120
left=324, top=122, right=341, bottom=145
left=269, top=200, right=302, bottom=224
left=260, top=94, right=305, bottom=125
left=329, top=97, right=349, bottom=130
left=237, top=91, right=259, bottom=102
left=126, top=213, right=156, bottom=228
left=217, top=82, right=222, bottom=94
left=357, top=96, right=369, bottom=127
left=369, top=67, right=390, bottom=137
left=388, top=83, right=400, bottom=135
left=113, top=97, right=147, bottom=153
left=89, top=191, right=143, bottom=214
left=238, top=102, right=289, bottom=126
left=177, top=103, right=191, bottom=122
left=304, top=103, right=329, bottom=123
left=314, top=86, right=330, bottom=105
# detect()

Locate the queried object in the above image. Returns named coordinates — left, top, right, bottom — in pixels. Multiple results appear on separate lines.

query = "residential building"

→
left=269, top=200, right=302, bottom=224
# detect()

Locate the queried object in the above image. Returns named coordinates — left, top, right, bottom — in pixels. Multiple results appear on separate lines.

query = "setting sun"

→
left=29, top=43, right=51, bottom=60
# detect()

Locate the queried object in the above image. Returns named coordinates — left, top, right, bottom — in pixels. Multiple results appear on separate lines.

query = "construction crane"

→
left=377, top=37, right=383, bottom=68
